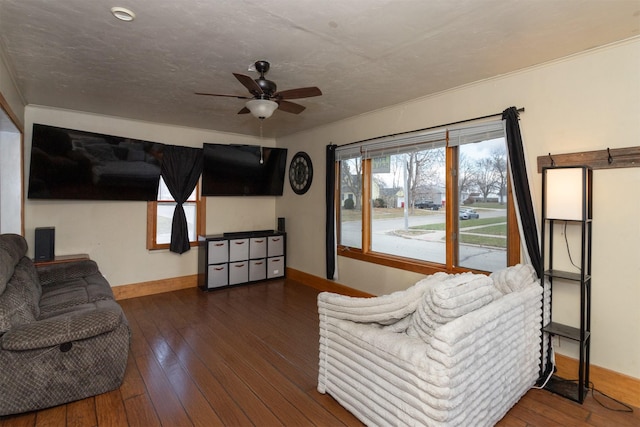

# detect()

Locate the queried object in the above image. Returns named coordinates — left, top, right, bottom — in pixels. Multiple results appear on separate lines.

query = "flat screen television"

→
left=28, top=124, right=164, bottom=201
left=202, top=143, right=287, bottom=196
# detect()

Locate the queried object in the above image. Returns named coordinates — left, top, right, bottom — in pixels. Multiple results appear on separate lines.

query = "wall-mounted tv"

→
left=202, top=143, right=287, bottom=196
left=28, top=124, right=164, bottom=201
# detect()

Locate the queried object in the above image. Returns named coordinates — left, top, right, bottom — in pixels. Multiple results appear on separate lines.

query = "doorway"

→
left=0, top=102, right=23, bottom=234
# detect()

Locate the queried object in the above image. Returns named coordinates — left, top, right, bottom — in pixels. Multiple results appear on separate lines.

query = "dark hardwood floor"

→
left=1, top=279, right=637, bottom=426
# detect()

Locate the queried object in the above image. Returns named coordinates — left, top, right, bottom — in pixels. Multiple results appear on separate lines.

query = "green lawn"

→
left=410, top=216, right=507, bottom=248
left=464, top=202, right=507, bottom=209
left=410, top=216, right=506, bottom=231
left=459, top=233, right=506, bottom=248
left=341, top=207, right=508, bottom=248
left=468, top=223, right=507, bottom=236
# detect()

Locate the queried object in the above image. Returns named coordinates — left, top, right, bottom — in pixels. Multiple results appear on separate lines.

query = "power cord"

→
left=533, top=344, right=555, bottom=390
left=590, top=382, right=634, bottom=413
left=563, top=221, right=581, bottom=270
left=549, top=377, right=634, bottom=413
left=532, top=364, right=555, bottom=390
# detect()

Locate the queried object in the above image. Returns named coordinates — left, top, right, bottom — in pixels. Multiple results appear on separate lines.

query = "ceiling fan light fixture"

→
left=111, top=7, right=136, bottom=22
left=245, top=99, right=278, bottom=119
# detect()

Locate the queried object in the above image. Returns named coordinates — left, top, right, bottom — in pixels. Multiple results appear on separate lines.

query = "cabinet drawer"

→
left=229, top=261, right=249, bottom=285
left=250, top=237, right=267, bottom=259
left=208, top=240, right=228, bottom=264
left=268, top=236, right=284, bottom=257
left=267, top=257, right=285, bottom=279
left=207, top=264, right=228, bottom=288
left=249, top=258, right=267, bottom=282
left=229, top=238, right=249, bottom=262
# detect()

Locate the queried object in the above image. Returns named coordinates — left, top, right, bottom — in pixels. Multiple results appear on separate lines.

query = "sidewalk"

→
left=392, top=222, right=507, bottom=242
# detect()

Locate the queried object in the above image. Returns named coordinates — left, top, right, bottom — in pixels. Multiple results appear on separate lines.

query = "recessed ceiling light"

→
left=111, top=7, right=135, bottom=22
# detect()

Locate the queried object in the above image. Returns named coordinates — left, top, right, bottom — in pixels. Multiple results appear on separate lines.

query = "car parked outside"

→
left=459, top=208, right=479, bottom=220
left=415, top=201, right=440, bottom=210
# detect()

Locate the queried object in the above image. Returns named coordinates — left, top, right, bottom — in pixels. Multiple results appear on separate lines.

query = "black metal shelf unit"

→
left=541, top=166, right=592, bottom=404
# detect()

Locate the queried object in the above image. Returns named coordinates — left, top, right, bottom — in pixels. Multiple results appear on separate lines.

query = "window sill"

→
left=147, top=241, right=199, bottom=251
left=337, top=246, right=484, bottom=276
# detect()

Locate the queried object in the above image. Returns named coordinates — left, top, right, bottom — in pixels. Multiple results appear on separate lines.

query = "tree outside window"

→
left=336, top=121, right=517, bottom=274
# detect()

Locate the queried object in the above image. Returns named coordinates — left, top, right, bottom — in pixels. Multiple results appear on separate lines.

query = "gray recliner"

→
left=0, top=234, right=130, bottom=416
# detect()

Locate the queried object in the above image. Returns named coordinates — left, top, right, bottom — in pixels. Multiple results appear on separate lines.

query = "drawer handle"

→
left=213, top=267, right=225, bottom=271
left=234, top=263, right=245, bottom=268
left=234, top=241, right=246, bottom=245
left=214, top=243, right=225, bottom=247
left=272, top=238, right=281, bottom=242
left=254, top=262, right=264, bottom=265
left=255, top=239, right=264, bottom=243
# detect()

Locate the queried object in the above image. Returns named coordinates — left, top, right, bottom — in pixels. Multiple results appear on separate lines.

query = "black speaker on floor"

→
left=277, top=217, right=285, bottom=233
left=34, top=227, right=55, bottom=261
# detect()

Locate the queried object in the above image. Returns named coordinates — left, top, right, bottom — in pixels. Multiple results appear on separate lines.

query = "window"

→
left=339, top=158, right=363, bottom=249
left=370, top=146, right=446, bottom=263
left=147, top=177, right=205, bottom=250
left=336, top=121, right=519, bottom=274
left=450, top=122, right=509, bottom=271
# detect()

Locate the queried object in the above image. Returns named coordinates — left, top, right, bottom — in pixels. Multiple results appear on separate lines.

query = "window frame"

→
left=336, top=128, right=520, bottom=276
left=146, top=180, right=206, bottom=250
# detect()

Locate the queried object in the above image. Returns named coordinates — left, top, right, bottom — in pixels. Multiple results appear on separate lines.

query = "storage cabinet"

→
left=541, top=166, right=592, bottom=403
left=198, top=230, right=286, bottom=291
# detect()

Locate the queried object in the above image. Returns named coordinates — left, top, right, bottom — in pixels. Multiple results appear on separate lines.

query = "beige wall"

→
left=24, top=106, right=278, bottom=287
left=276, top=38, right=640, bottom=379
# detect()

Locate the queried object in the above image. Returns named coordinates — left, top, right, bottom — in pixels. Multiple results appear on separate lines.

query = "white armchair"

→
left=318, top=265, right=542, bottom=426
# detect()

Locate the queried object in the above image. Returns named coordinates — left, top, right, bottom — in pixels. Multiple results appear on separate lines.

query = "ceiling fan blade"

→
left=233, top=73, right=263, bottom=95
left=195, top=92, right=251, bottom=99
left=237, top=106, right=250, bottom=115
left=275, top=86, right=322, bottom=100
left=277, top=100, right=306, bottom=114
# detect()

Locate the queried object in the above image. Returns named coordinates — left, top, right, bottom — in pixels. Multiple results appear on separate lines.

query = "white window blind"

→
left=447, top=120, right=505, bottom=147
left=335, top=129, right=447, bottom=161
left=336, top=119, right=505, bottom=161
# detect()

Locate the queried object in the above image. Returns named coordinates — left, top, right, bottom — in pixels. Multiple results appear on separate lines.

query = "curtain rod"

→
left=337, top=107, right=525, bottom=148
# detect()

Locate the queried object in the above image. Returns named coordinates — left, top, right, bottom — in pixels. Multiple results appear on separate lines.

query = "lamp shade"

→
left=245, top=99, right=278, bottom=119
left=544, top=166, right=591, bottom=221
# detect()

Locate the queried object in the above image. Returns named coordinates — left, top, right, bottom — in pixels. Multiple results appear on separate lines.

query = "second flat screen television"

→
left=202, top=143, right=288, bottom=196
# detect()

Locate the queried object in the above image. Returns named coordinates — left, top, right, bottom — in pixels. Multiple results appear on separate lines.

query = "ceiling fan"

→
left=195, top=60, right=322, bottom=119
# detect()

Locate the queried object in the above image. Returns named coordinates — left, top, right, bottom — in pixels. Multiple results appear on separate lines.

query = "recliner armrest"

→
left=36, top=259, right=100, bottom=286
left=1, top=306, right=122, bottom=351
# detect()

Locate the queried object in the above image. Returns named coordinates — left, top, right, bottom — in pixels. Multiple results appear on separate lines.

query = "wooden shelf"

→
left=537, top=145, right=640, bottom=172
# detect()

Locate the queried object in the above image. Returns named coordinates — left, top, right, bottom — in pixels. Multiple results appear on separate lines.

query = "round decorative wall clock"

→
left=289, top=151, right=313, bottom=195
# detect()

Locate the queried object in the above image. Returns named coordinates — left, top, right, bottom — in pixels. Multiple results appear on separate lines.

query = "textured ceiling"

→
left=0, top=0, right=638, bottom=138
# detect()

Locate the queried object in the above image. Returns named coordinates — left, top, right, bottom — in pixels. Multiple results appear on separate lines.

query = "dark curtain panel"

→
left=502, top=107, right=542, bottom=277
left=160, top=145, right=203, bottom=254
left=325, top=144, right=336, bottom=279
